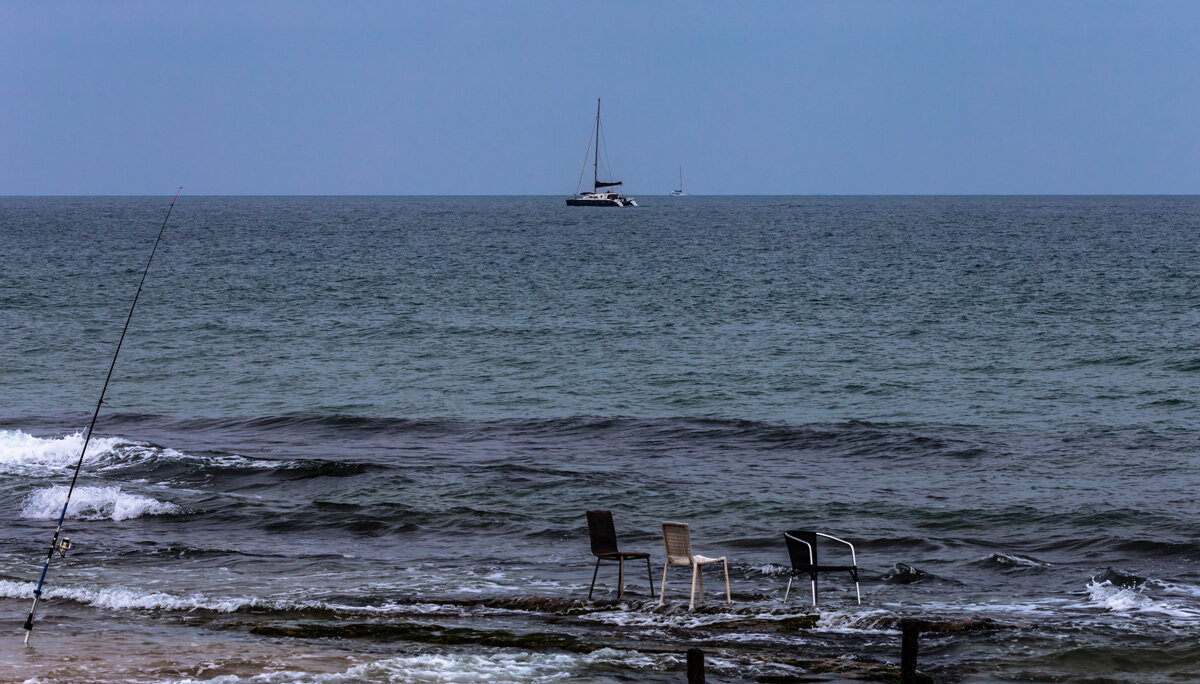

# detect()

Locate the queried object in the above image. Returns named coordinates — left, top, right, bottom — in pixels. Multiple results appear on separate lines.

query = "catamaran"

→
left=567, top=99, right=637, bottom=207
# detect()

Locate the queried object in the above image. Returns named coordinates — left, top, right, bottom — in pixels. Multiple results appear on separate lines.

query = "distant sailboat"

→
left=567, top=99, right=637, bottom=207
left=670, top=166, right=687, bottom=196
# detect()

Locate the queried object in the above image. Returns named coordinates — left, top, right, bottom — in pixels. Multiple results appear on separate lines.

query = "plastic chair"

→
left=659, top=521, right=731, bottom=610
left=586, top=510, right=655, bottom=601
left=783, top=530, right=861, bottom=606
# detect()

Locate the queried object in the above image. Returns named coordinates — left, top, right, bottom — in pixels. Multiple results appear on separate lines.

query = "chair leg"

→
left=784, top=576, right=792, bottom=602
left=589, top=557, right=601, bottom=600
left=646, top=557, right=656, bottom=600
left=855, top=579, right=862, bottom=605
left=617, top=558, right=625, bottom=602
left=811, top=577, right=817, bottom=606
left=697, top=563, right=705, bottom=603
left=659, top=561, right=669, bottom=606
left=723, top=558, right=731, bottom=605
left=689, top=564, right=699, bottom=611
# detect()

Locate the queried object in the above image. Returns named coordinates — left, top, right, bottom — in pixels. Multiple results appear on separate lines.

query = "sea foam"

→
left=0, top=579, right=251, bottom=612
left=20, top=485, right=180, bottom=521
left=0, top=580, right=471, bottom=616
left=0, top=429, right=121, bottom=474
left=1086, top=579, right=1200, bottom=618
left=176, top=648, right=680, bottom=683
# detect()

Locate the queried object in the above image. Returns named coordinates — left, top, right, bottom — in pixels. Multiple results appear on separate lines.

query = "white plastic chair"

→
left=659, top=521, right=731, bottom=610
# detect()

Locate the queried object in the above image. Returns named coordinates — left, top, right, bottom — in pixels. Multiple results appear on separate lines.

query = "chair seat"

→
left=596, top=551, right=651, bottom=560
left=668, top=554, right=725, bottom=566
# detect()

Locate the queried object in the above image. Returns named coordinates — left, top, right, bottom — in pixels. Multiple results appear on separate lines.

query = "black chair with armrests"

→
left=783, top=530, right=861, bottom=606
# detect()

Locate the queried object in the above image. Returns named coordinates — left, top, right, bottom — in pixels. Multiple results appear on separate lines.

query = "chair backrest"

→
left=586, top=510, right=619, bottom=556
left=784, top=530, right=819, bottom=571
left=662, top=522, right=693, bottom=561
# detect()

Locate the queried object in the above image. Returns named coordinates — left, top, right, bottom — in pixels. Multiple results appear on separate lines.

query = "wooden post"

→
left=899, top=619, right=920, bottom=683
left=686, top=647, right=705, bottom=684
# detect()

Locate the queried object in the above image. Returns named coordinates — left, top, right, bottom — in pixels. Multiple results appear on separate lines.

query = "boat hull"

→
left=566, top=197, right=637, bottom=207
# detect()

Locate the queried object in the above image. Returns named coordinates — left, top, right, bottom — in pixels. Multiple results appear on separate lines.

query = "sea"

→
left=0, top=195, right=1197, bottom=683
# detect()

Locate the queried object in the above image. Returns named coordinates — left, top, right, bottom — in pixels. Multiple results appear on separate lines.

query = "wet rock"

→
left=973, top=552, right=1051, bottom=570
left=706, top=615, right=821, bottom=631
left=879, top=616, right=1015, bottom=633
left=418, top=595, right=641, bottom=615
left=761, top=656, right=926, bottom=683
left=480, top=595, right=608, bottom=614
left=881, top=563, right=937, bottom=584
left=1092, top=567, right=1145, bottom=588
left=247, top=620, right=597, bottom=653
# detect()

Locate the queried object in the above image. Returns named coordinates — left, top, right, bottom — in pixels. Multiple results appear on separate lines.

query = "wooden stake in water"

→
left=22, top=188, right=182, bottom=645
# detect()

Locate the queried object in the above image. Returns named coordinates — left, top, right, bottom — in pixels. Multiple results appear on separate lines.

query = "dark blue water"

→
left=1, top=196, right=1198, bottom=682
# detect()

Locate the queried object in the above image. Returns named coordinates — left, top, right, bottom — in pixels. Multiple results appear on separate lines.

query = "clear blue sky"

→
left=2, top=1, right=1197, bottom=195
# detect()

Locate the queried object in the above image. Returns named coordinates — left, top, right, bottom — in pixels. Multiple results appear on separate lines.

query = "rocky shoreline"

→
left=203, top=595, right=1016, bottom=682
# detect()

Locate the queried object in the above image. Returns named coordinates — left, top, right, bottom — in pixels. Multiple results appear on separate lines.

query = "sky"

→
left=1, top=1, right=1198, bottom=195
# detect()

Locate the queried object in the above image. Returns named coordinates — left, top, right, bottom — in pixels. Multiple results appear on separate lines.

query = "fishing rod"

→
left=22, top=187, right=182, bottom=645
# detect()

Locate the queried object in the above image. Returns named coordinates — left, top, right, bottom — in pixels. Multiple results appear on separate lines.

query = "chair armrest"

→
left=815, top=533, right=856, bottom=567
left=783, top=532, right=814, bottom=565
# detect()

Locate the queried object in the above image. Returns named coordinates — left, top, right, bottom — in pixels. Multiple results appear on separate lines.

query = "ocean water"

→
left=0, top=195, right=1198, bottom=682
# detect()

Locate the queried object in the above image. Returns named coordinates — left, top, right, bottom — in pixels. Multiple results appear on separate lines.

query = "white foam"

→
left=0, top=429, right=277, bottom=479
left=985, top=552, right=1051, bottom=568
left=577, top=601, right=843, bottom=631
left=0, top=579, right=253, bottom=612
left=0, top=579, right=555, bottom=618
left=20, top=485, right=180, bottom=521
left=175, top=648, right=680, bottom=683
left=816, top=608, right=896, bottom=633
left=315, top=601, right=512, bottom=617
left=914, top=598, right=1071, bottom=617
left=754, top=563, right=792, bottom=577
left=0, top=430, right=121, bottom=474
left=1086, top=579, right=1200, bottom=618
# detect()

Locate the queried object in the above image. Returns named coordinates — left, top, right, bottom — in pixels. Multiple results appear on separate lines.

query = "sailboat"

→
left=670, top=166, right=687, bottom=196
left=567, top=99, right=637, bottom=207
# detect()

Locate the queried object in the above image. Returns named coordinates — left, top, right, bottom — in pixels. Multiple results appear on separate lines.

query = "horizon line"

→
left=3, top=193, right=1199, bottom=198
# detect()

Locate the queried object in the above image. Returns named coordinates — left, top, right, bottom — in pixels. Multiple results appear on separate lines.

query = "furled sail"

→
left=595, top=180, right=623, bottom=188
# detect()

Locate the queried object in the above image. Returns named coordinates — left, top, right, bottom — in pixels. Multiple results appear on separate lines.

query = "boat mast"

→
left=594, top=98, right=600, bottom=194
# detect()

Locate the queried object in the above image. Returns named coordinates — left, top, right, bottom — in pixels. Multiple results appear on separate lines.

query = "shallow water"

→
left=1, top=196, right=1198, bottom=682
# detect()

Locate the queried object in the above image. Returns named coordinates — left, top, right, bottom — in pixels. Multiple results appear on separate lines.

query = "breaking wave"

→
left=0, top=429, right=121, bottom=473
left=0, top=580, right=252, bottom=613
left=0, top=428, right=362, bottom=482
left=1085, top=572, right=1200, bottom=618
left=20, top=485, right=181, bottom=521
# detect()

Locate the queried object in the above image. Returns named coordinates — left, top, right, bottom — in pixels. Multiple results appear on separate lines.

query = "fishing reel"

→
left=56, top=537, right=72, bottom=558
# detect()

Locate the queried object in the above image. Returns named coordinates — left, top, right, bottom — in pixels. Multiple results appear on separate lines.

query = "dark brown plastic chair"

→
left=586, top=510, right=655, bottom=601
left=783, top=530, right=861, bottom=606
